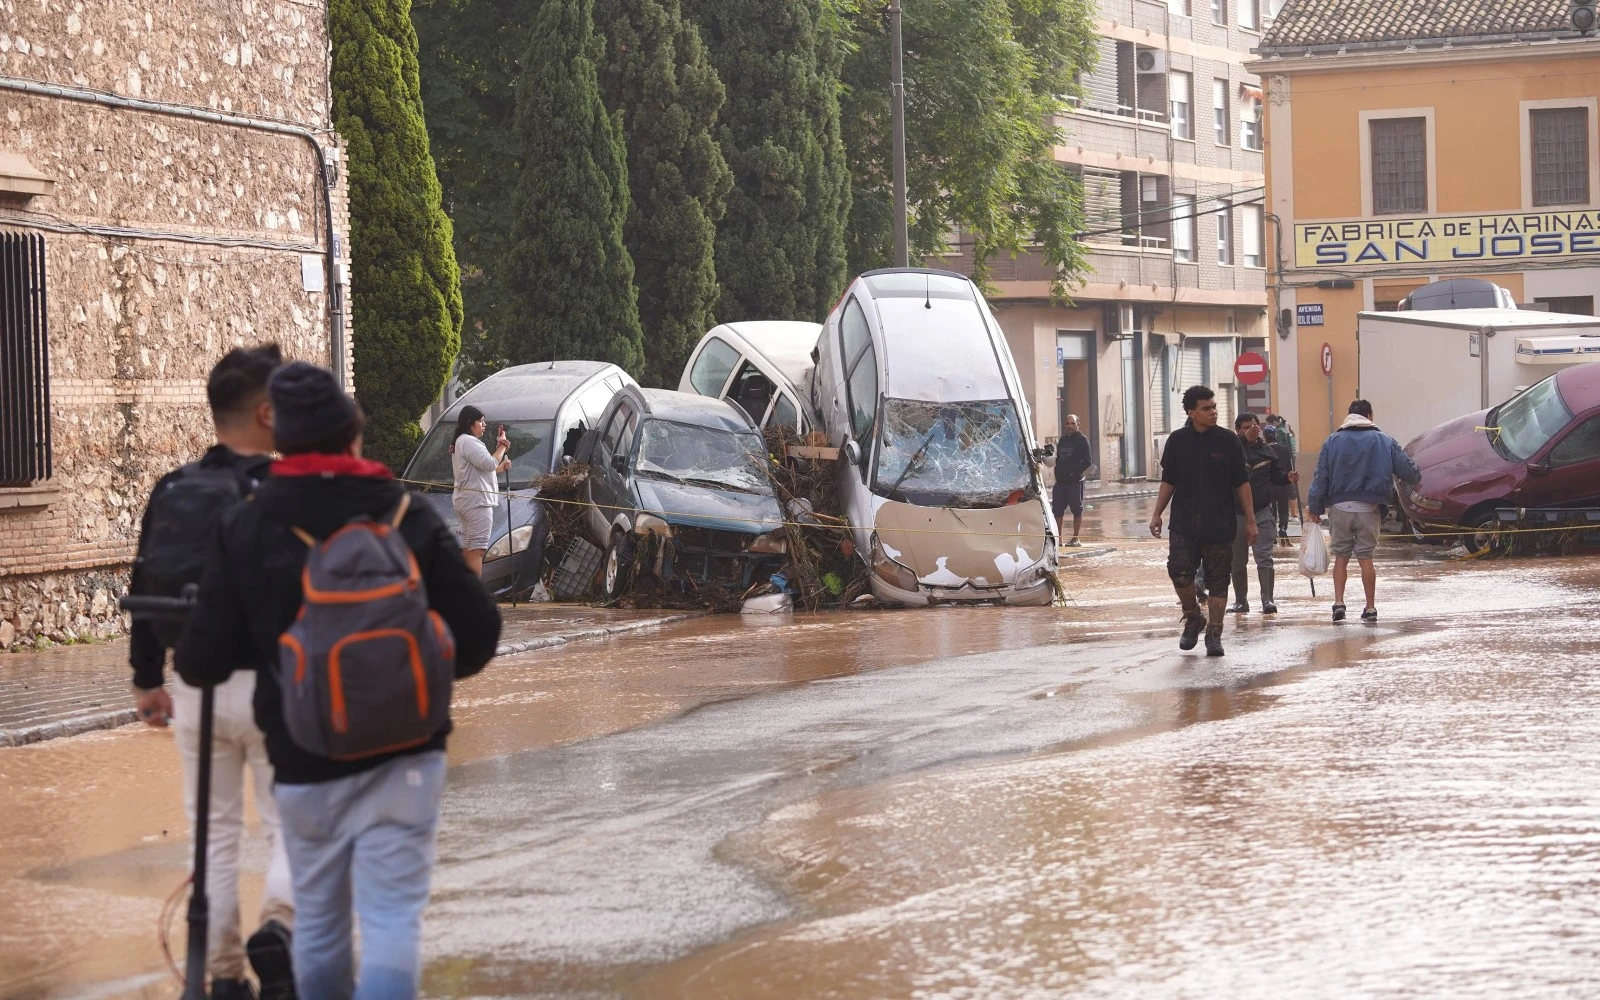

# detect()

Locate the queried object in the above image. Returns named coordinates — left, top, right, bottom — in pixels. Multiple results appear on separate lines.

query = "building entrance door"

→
left=1057, top=331, right=1098, bottom=480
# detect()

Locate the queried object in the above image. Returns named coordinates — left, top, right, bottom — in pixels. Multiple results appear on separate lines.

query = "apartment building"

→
left=1251, top=0, right=1600, bottom=453
left=951, top=0, right=1280, bottom=481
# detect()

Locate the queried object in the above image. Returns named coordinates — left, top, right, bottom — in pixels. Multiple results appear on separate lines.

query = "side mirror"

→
left=611, top=454, right=628, bottom=474
left=1528, top=461, right=1551, bottom=477
left=843, top=439, right=862, bottom=467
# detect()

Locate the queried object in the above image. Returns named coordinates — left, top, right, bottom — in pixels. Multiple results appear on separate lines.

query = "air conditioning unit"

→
left=1103, top=301, right=1137, bottom=338
left=1135, top=49, right=1168, bottom=74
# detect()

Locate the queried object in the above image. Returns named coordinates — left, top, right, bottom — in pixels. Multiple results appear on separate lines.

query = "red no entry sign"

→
left=1234, top=350, right=1268, bottom=386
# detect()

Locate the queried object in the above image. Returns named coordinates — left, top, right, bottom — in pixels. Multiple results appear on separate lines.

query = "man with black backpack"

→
left=176, top=361, right=501, bottom=1000
left=129, top=344, right=297, bottom=1000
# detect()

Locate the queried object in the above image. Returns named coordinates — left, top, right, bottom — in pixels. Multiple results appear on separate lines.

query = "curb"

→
left=493, top=612, right=702, bottom=657
left=2, top=612, right=707, bottom=749
left=1085, top=488, right=1160, bottom=502
left=1060, top=545, right=1117, bottom=560
left=1, top=708, right=141, bottom=748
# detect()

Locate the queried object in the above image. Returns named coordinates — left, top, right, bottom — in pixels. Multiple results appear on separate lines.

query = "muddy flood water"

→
left=3, top=498, right=1599, bottom=999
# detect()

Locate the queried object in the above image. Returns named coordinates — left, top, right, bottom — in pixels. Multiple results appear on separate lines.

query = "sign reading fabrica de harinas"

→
left=1294, top=210, right=1600, bottom=268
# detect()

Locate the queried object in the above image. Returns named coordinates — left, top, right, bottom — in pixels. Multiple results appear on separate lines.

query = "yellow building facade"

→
left=1250, top=0, right=1600, bottom=453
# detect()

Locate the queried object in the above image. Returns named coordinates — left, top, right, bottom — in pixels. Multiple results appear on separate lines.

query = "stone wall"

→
left=0, top=0, right=351, bottom=651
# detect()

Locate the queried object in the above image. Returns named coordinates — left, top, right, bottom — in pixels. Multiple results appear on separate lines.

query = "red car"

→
left=1398, top=362, right=1600, bottom=539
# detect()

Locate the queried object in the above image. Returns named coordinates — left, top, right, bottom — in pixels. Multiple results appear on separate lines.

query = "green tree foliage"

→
left=505, top=0, right=645, bottom=371
left=683, top=0, right=851, bottom=323
left=834, top=0, right=1098, bottom=299
left=331, top=0, right=463, bottom=467
left=595, top=0, right=733, bottom=388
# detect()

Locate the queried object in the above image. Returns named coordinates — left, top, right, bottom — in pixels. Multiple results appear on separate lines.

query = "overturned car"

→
left=579, top=386, right=788, bottom=599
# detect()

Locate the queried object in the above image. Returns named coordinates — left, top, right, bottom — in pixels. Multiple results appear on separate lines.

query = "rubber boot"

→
left=1229, top=568, right=1249, bottom=613
left=1259, top=566, right=1277, bottom=615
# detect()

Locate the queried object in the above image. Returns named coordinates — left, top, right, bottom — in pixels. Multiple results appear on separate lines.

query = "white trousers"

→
left=172, top=671, right=295, bottom=980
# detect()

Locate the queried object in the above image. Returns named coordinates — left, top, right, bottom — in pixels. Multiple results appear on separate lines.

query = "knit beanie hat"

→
left=269, top=361, right=359, bottom=453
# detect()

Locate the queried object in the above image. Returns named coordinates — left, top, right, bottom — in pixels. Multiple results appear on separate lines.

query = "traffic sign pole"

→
left=1322, top=341, right=1334, bottom=435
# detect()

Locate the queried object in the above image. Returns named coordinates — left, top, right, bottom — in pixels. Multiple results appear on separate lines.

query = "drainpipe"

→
left=0, top=77, right=346, bottom=386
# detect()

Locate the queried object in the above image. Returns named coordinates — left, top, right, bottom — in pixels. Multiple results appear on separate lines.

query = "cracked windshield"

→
left=875, top=399, right=1030, bottom=507
left=1493, top=376, right=1572, bottom=460
left=410, top=419, right=554, bottom=490
left=636, top=420, right=771, bottom=494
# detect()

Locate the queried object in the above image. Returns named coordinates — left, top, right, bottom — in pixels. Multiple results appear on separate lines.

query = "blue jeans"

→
left=274, top=751, right=448, bottom=1000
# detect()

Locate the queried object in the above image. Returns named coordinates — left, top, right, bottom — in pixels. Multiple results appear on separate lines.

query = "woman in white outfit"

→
left=450, top=404, right=511, bottom=574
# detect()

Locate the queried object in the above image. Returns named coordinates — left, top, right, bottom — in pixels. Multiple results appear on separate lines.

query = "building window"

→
left=1531, top=107, right=1589, bottom=207
left=1371, top=117, right=1427, bottom=215
left=1239, top=0, right=1259, bottom=29
left=1212, top=0, right=1227, bottom=25
left=1241, top=203, right=1264, bottom=267
left=1241, top=96, right=1263, bottom=150
left=1169, top=0, right=1193, bottom=15
left=1170, top=72, right=1192, bottom=141
left=1213, top=79, right=1230, bottom=145
left=1534, top=295, right=1595, bottom=316
left=1217, top=202, right=1233, bottom=264
left=1173, top=195, right=1196, bottom=262
left=0, top=232, right=52, bottom=487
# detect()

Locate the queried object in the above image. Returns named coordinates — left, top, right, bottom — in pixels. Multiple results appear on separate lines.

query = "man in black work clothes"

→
left=1264, top=423, right=1296, bottom=544
left=1052, top=414, right=1094, bottom=547
left=1148, top=385, right=1254, bottom=657
left=1230, top=412, right=1298, bottom=615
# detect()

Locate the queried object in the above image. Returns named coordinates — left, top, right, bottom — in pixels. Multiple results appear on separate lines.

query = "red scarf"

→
left=270, top=453, right=393, bottom=480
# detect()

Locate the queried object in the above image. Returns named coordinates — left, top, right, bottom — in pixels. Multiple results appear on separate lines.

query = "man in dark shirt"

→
left=1052, top=414, right=1094, bottom=547
left=1148, top=385, right=1254, bottom=657
left=1264, top=424, right=1296, bottom=544
left=1231, top=412, right=1298, bottom=615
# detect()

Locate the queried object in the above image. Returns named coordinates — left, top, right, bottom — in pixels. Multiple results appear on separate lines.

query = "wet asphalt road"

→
left=3, top=498, right=1599, bottom=999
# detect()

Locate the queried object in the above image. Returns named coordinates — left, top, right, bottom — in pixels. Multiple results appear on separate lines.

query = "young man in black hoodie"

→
left=1052, top=414, right=1094, bottom=547
left=129, top=344, right=296, bottom=1000
left=176, top=362, right=501, bottom=1000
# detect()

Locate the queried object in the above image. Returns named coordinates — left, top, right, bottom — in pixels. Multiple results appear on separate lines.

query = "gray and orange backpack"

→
left=277, top=496, right=457, bottom=760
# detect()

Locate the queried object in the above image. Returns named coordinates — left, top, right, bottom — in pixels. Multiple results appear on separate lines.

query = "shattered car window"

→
left=636, top=420, right=773, bottom=495
left=874, top=399, right=1031, bottom=507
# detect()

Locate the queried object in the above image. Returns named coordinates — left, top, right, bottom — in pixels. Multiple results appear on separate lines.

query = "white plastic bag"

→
left=1299, top=522, right=1330, bottom=577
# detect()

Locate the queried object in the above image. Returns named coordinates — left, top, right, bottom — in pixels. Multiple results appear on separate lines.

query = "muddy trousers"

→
left=173, top=673, right=295, bottom=981
left=1231, top=508, right=1279, bottom=605
left=275, top=751, right=447, bottom=1000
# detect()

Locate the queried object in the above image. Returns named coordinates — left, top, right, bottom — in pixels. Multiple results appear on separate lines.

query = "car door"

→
left=587, top=400, right=634, bottom=540
left=1527, top=410, right=1600, bottom=507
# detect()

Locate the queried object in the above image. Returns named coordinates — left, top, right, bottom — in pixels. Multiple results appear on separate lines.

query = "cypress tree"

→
left=683, top=0, right=851, bottom=323
left=331, top=0, right=462, bottom=469
left=595, top=0, right=732, bottom=388
left=505, top=0, right=645, bottom=372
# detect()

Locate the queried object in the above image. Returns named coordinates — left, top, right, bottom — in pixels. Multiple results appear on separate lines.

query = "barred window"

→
left=1371, top=117, right=1427, bottom=215
left=1531, top=107, right=1589, bottom=208
left=1, top=232, right=52, bottom=487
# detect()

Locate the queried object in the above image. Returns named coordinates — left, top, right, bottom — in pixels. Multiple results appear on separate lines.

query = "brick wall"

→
left=0, top=0, right=351, bottom=650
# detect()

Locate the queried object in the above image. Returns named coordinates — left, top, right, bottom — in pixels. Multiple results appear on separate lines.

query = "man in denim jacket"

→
left=1307, top=400, right=1421, bottom=623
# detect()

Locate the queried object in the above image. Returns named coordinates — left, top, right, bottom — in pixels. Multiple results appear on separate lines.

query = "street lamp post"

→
left=889, top=0, right=909, bottom=267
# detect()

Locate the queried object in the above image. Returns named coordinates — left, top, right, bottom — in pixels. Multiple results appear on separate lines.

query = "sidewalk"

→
left=0, top=605, right=698, bottom=748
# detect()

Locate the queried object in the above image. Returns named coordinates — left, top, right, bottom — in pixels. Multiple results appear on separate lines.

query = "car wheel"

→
left=1464, top=508, right=1508, bottom=555
left=604, top=530, right=635, bottom=599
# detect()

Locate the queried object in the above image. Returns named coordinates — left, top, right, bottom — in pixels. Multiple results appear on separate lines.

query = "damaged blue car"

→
left=580, top=386, right=788, bottom=599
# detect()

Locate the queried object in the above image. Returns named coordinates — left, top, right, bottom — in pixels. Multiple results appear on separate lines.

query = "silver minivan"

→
left=811, top=269, right=1056, bottom=606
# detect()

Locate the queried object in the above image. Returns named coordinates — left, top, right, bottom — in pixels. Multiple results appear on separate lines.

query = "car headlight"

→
left=870, top=533, right=919, bottom=591
left=485, top=524, right=535, bottom=561
left=1406, top=484, right=1444, bottom=511
left=749, top=530, right=787, bottom=554
left=634, top=513, right=674, bottom=537
left=1026, top=538, right=1058, bottom=582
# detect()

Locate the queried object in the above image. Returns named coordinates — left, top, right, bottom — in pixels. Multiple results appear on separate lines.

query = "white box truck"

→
left=1356, top=308, right=1600, bottom=447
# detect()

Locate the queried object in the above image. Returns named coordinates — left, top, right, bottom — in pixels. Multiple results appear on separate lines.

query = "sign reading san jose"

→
left=1294, top=210, right=1600, bottom=268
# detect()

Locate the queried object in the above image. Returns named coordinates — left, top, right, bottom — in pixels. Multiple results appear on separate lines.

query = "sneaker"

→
left=211, top=981, right=257, bottom=1000
left=1229, top=600, right=1250, bottom=614
left=1332, top=603, right=1346, bottom=622
left=1261, top=600, right=1278, bottom=615
left=1361, top=607, right=1378, bottom=621
left=1065, top=538, right=1082, bottom=547
left=1179, top=612, right=1207, bottom=651
left=247, top=921, right=296, bottom=1000
left=1204, top=630, right=1225, bottom=657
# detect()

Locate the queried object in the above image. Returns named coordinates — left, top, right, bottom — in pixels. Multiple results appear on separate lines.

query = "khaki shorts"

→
left=1329, top=506, right=1381, bottom=559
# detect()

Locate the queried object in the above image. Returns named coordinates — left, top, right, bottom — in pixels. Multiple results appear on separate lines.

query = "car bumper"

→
left=868, top=573, right=1056, bottom=608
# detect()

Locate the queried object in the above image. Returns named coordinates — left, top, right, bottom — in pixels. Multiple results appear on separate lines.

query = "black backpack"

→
left=133, top=463, right=247, bottom=647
